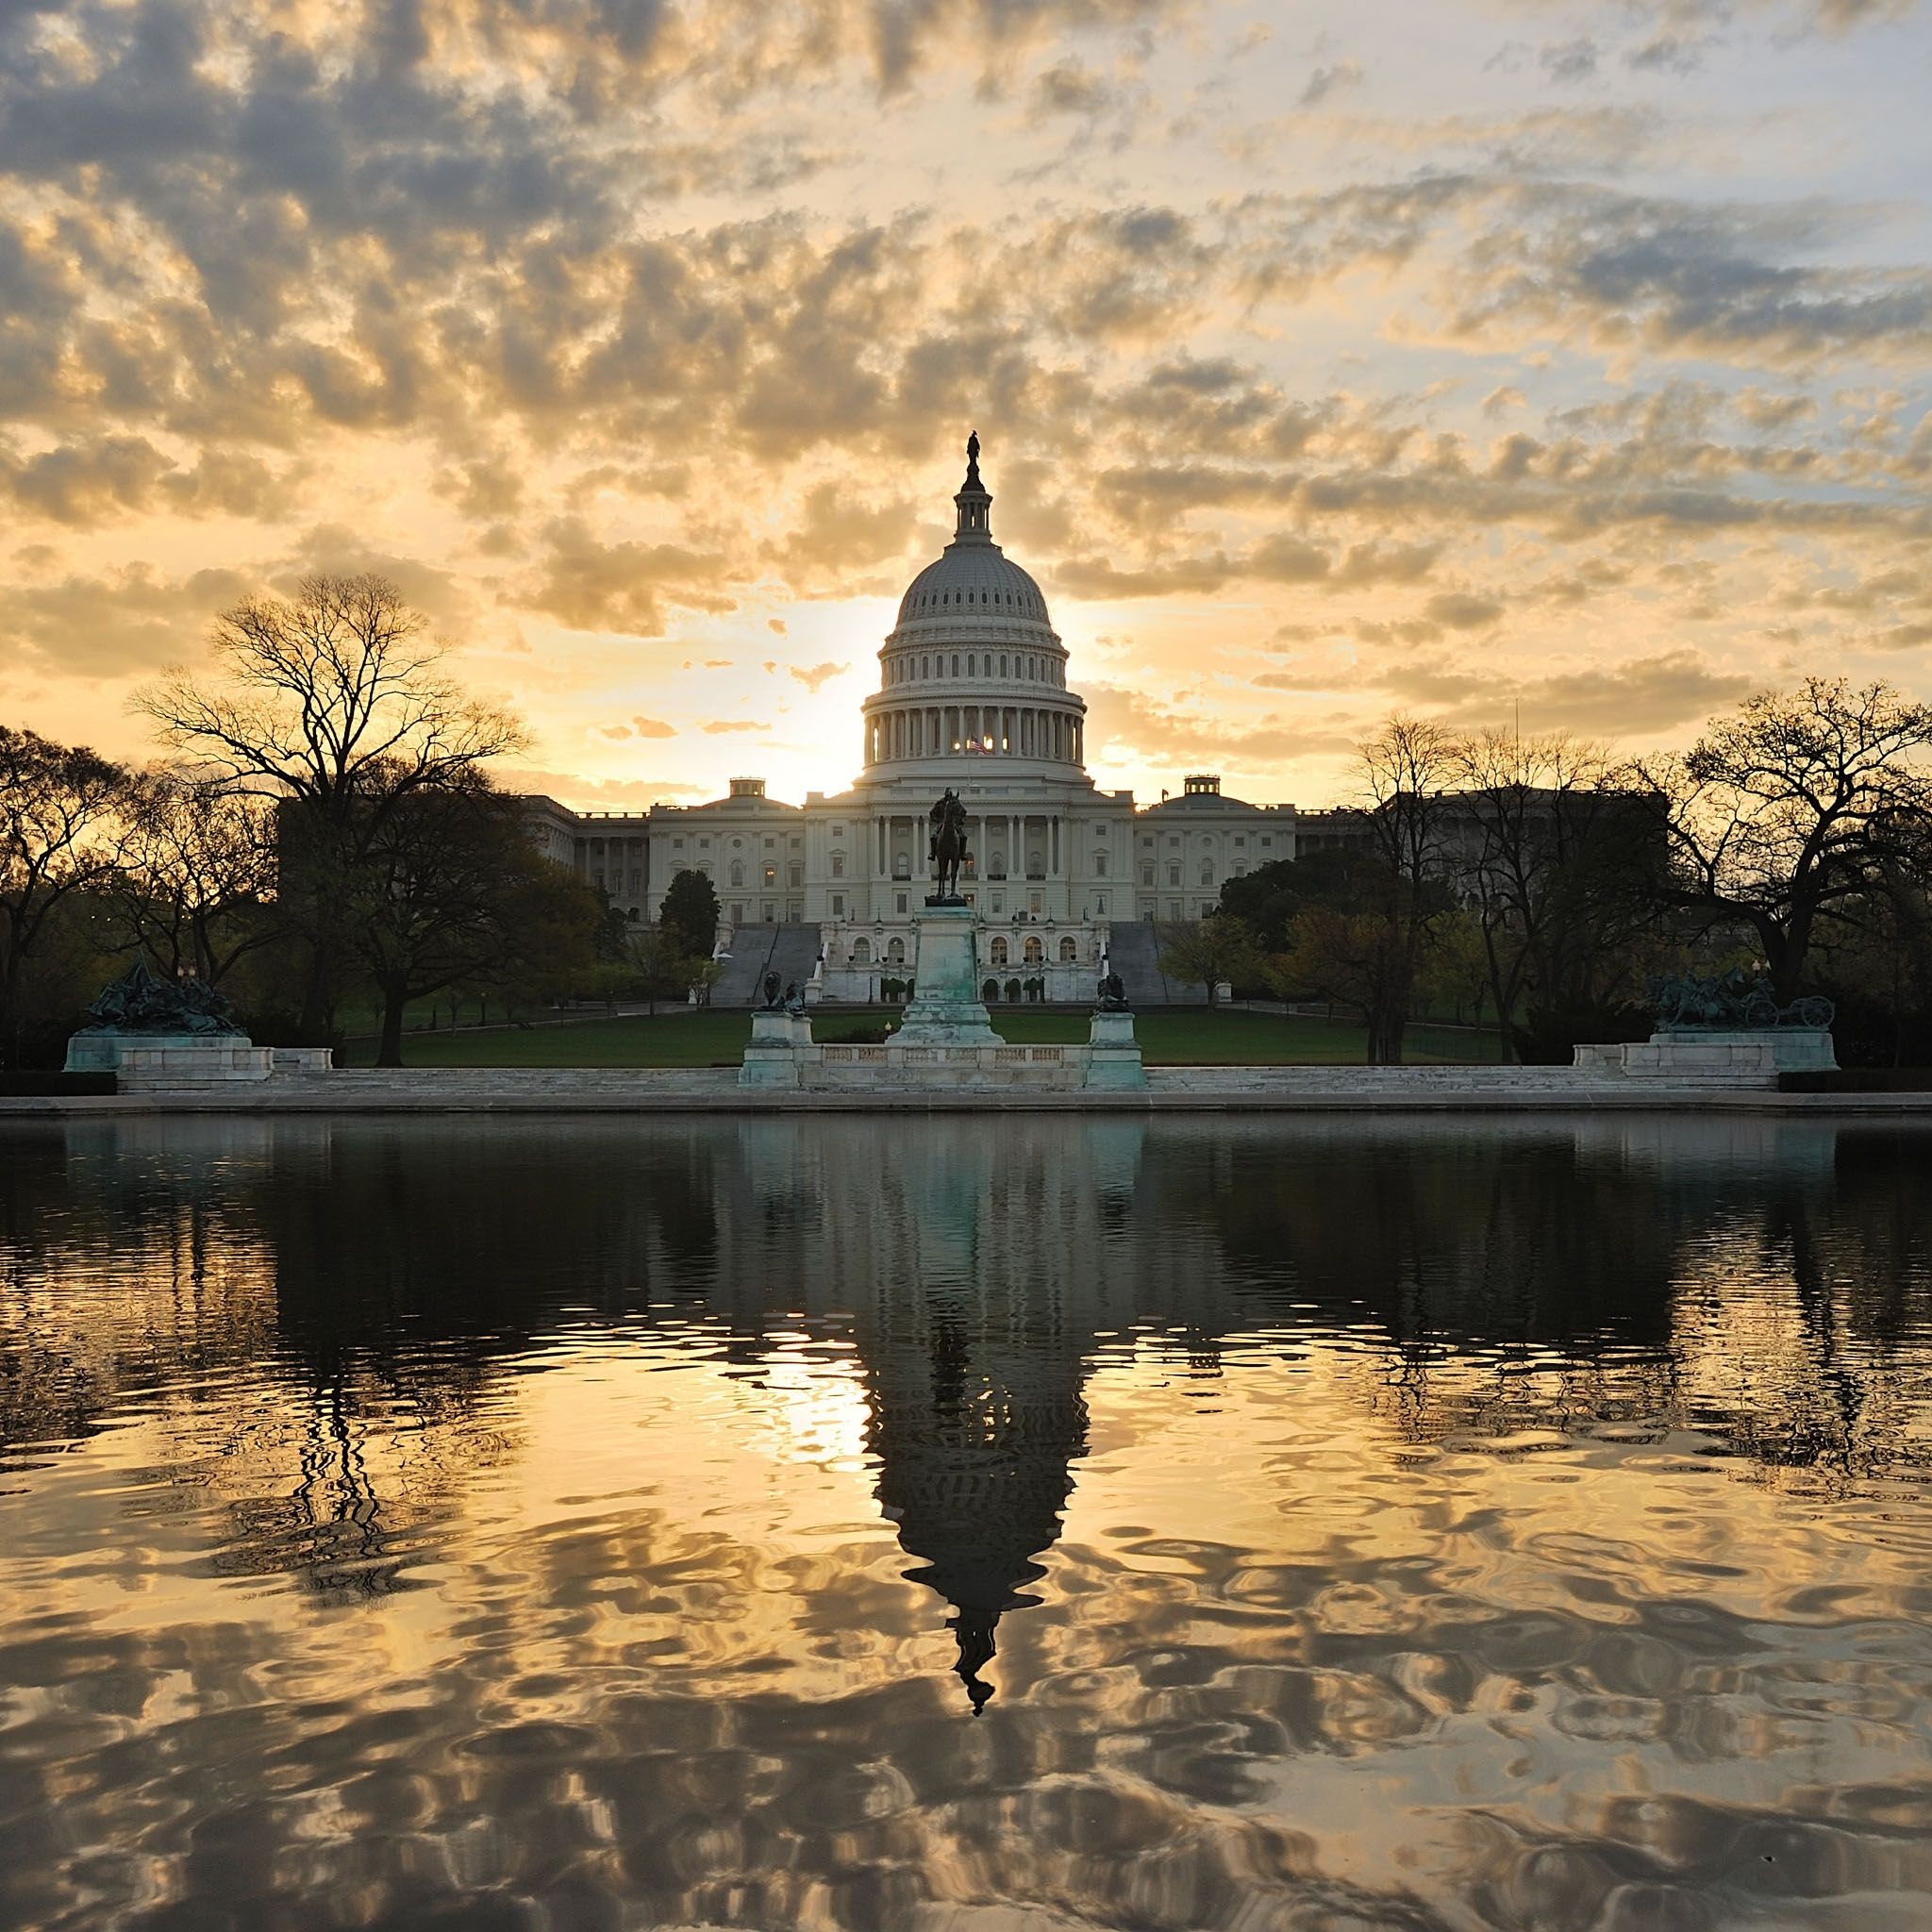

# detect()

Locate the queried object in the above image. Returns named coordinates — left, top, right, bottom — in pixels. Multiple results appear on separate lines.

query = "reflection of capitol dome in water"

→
left=867, top=1296, right=1089, bottom=1713
left=714, top=1118, right=1155, bottom=1711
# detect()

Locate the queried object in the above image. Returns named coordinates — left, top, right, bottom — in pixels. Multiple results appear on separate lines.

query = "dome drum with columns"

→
left=521, top=436, right=1297, bottom=1003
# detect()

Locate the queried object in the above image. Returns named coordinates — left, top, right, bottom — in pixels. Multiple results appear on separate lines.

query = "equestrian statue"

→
left=928, top=789, right=970, bottom=903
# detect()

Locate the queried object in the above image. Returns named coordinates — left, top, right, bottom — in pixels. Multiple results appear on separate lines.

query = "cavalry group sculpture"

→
left=1649, top=969, right=1833, bottom=1032
left=77, top=957, right=239, bottom=1037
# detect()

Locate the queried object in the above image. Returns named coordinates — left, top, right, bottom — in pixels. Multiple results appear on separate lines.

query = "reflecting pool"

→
left=3, top=1115, right=1932, bottom=1929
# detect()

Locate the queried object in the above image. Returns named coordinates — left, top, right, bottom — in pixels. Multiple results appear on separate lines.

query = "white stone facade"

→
left=524, top=441, right=1296, bottom=999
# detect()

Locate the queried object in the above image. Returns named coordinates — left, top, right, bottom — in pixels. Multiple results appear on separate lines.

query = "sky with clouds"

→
left=1, top=0, right=1927, bottom=808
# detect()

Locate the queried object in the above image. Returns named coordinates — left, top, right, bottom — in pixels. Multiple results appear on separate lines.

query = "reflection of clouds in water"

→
left=6, top=1493, right=1929, bottom=1928
left=3, top=1115, right=1932, bottom=1925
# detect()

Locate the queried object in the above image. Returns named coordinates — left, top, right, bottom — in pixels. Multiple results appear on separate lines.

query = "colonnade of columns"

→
left=863, top=810, right=1067, bottom=881
left=863, top=705, right=1084, bottom=768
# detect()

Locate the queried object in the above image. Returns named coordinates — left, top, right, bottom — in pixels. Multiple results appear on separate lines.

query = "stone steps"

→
left=1103, top=922, right=1206, bottom=1006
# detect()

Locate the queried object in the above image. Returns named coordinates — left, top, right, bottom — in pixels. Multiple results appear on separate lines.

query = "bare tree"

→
left=136, top=575, right=525, bottom=1034
left=0, top=725, right=128, bottom=1058
left=1354, top=717, right=1463, bottom=1061
left=1640, top=677, right=1932, bottom=1000
left=1453, top=730, right=1667, bottom=1059
left=345, top=778, right=542, bottom=1067
left=107, top=770, right=278, bottom=987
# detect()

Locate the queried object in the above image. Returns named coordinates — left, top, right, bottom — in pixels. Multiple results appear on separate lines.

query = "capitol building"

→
left=526, top=440, right=1296, bottom=1001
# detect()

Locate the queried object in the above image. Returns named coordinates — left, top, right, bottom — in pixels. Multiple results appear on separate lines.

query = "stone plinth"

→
left=65, top=1035, right=336, bottom=1087
left=1085, top=1008, right=1147, bottom=1091
left=102, top=1038, right=273, bottom=1087
left=66, top=1031, right=261, bottom=1081
left=1669, top=1027, right=1837, bottom=1072
left=739, top=1010, right=813, bottom=1090
left=893, top=904, right=999, bottom=1046
left=271, top=1047, right=337, bottom=1076
left=1572, top=1027, right=1835, bottom=1088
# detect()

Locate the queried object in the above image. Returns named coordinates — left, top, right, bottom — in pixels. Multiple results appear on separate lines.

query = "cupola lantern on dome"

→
left=954, top=430, right=991, bottom=542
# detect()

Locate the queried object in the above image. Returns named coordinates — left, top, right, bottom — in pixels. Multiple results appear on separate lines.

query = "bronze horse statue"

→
left=928, top=789, right=970, bottom=901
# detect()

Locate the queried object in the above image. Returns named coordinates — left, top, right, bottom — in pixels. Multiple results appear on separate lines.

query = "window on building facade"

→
left=895, top=892, right=908, bottom=913
left=991, top=938, right=1008, bottom=965
left=853, top=939, right=871, bottom=964
left=1094, top=854, right=1108, bottom=876
left=1024, top=937, right=1043, bottom=965
left=1096, top=895, right=1107, bottom=914
left=729, top=861, right=744, bottom=887
left=831, top=854, right=844, bottom=877
left=730, top=902, right=743, bottom=922
left=763, top=866, right=776, bottom=886
left=1142, top=865, right=1154, bottom=886
left=790, top=864, right=802, bottom=888
left=1200, top=862, right=1214, bottom=885
left=1168, top=864, right=1180, bottom=886
left=1058, top=938, right=1077, bottom=962
left=831, top=894, right=844, bottom=917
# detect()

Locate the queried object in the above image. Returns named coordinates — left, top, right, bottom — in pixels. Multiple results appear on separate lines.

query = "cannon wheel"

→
left=1742, top=992, right=1779, bottom=1029
left=1792, top=995, right=1834, bottom=1029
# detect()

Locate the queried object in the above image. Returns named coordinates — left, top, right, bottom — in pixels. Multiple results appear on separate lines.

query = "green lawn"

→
left=341, top=1006, right=1500, bottom=1068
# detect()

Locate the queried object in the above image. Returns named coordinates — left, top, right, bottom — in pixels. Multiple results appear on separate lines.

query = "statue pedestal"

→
left=1086, top=1008, right=1147, bottom=1091
left=893, top=905, right=999, bottom=1047
left=739, top=1010, right=813, bottom=1089
left=66, top=1032, right=270, bottom=1085
left=1573, top=1026, right=1836, bottom=1087
left=64, top=1034, right=337, bottom=1086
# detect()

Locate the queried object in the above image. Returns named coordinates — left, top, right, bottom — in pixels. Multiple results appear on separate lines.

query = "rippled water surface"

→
left=4, top=1115, right=1932, bottom=1930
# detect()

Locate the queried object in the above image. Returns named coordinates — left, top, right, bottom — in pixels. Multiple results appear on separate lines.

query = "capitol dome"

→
left=860, top=435, right=1088, bottom=777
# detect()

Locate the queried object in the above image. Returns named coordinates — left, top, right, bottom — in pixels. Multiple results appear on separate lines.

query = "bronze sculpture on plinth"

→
left=927, top=789, right=970, bottom=904
left=77, top=956, right=238, bottom=1036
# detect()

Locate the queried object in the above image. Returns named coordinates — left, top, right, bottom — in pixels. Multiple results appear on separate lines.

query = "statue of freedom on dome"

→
left=928, top=788, right=970, bottom=903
